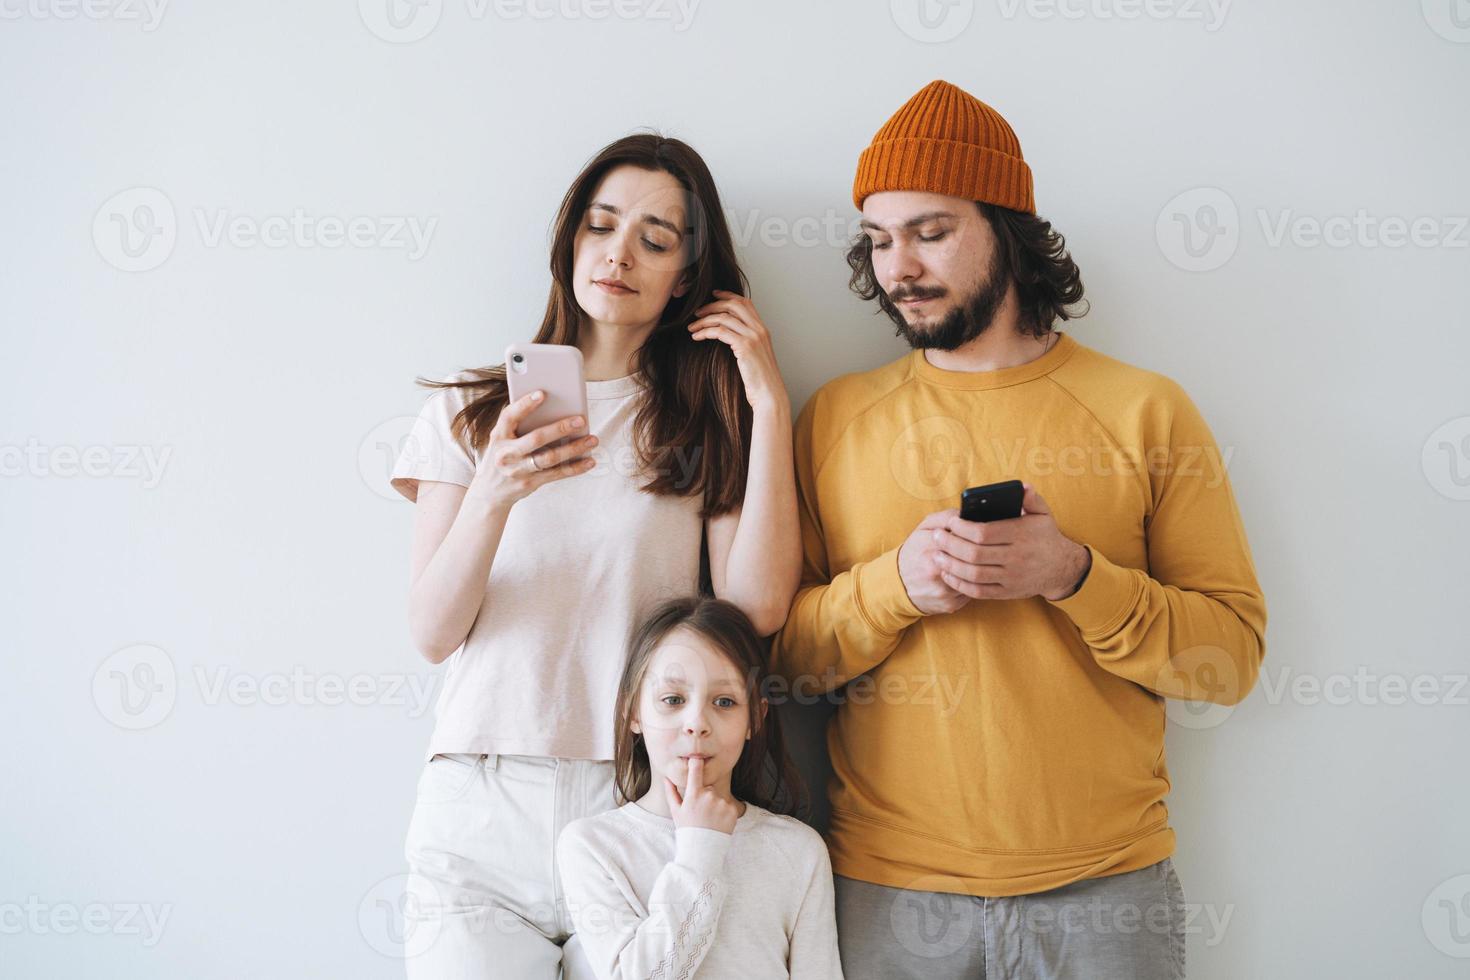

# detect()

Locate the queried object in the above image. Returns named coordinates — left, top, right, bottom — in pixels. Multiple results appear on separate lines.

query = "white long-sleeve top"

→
left=555, top=800, right=845, bottom=980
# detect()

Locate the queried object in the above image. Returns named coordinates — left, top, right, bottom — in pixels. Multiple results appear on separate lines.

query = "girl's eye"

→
left=919, top=231, right=948, bottom=243
left=660, top=695, right=684, bottom=706
left=870, top=239, right=891, bottom=251
left=588, top=225, right=613, bottom=234
left=641, top=238, right=670, bottom=254
left=714, top=697, right=737, bottom=708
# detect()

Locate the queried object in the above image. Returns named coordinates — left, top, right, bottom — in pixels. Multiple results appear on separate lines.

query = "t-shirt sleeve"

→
left=389, top=383, right=479, bottom=502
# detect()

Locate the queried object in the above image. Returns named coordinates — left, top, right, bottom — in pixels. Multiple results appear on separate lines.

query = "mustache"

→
left=888, top=285, right=947, bottom=303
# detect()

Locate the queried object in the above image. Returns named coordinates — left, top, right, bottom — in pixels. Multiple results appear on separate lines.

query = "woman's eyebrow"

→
left=589, top=201, right=683, bottom=237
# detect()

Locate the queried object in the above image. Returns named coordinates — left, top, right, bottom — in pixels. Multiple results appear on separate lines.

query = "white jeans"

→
left=403, top=752, right=618, bottom=979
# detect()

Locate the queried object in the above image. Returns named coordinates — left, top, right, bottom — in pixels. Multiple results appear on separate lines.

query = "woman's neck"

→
left=579, top=317, right=656, bottom=381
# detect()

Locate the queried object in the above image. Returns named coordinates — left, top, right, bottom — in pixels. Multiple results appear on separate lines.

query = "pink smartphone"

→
left=504, top=343, right=589, bottom=445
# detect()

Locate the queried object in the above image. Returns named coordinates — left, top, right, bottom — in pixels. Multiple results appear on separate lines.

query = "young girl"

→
left=389, top=134, right=802, bottom=978
left=556, top=596, right=844, bottom=980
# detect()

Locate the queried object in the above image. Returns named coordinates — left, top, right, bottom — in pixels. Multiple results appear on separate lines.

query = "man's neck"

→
left=579, top=318, right=656, bottom=381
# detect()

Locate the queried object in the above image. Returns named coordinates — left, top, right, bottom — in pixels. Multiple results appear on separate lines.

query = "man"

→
left=770, top=79, right=1267, bottom=979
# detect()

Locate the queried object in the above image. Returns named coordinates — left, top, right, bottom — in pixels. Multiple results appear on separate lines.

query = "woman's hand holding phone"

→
left=464, top=390, right=598, bottom=513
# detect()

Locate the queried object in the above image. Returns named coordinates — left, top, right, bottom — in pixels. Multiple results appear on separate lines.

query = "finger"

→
left=932, top=530, right=1008, bottom=566
left=919, top=509, right=960, bottom=531
left=944, top=515, right=1015, bottom=545
left=525, top=434, right=598, bottom=473
left=689, top=325, right=745, bottom=348
left=494, top=390, right=545, bottom=437
left=689, top=314, right=752, bottom=338
left=693, top=299, right=759, bottom=332
left=663, top=777, right=683, bottom=812
left=686, top=755, right=704, bottom=799
left=511, top=414, right=587, bottom=456
left=934, top=552, right=1004, bottom=586
left=1020, top=482, right=1050, bottom=516
left=939, top=569, right=988, bottom=599
left=527, top=453, right=596, bottom=485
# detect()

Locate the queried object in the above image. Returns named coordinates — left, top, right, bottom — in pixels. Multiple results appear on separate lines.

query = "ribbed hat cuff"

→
left=853, top=137, right=1036, bottom=214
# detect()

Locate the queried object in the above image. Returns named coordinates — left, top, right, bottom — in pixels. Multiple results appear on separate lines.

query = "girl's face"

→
left=631, top=628, right=762, bottom=796
left=571, top=164, right=692, bottom=332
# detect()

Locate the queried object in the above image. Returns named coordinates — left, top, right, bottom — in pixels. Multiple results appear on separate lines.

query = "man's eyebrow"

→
left=859, top=210, right=959, bottom=232
left=589, top=201, right=684, bottom=237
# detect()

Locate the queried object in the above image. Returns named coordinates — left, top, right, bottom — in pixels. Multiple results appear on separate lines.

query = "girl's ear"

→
left=671, top=272, right=692, bottom=299
left=631, top=717, right=642, bottom=735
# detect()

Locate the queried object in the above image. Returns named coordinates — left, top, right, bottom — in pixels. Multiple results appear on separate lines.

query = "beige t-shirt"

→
left=391, top=371, right=704, bottom=761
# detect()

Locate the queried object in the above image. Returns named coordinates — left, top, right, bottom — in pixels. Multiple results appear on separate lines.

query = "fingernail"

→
left=571, top=417, right=584, bottom=428
left=532, top=391, right=543, bottom=401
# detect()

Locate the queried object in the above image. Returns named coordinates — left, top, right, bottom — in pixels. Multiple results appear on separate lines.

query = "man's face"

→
left=860, top=190, right=1010, bottom=350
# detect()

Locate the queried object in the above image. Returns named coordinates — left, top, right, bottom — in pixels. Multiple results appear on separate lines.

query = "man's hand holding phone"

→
left=898, top=481, right=1092, bottom=613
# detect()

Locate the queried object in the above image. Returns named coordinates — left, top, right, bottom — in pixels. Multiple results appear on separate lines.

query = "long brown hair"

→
left=613, top=596, right=807, bottom=817
left=846, top=201, right=1088, bottom=339
left=416, top=133, right=752, bottom=517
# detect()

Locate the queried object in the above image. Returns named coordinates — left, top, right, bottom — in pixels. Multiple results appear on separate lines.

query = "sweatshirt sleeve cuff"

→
left=673, top=827, right=733, bottom=878
left=1047, top=544, right=1141, bottom=637
left=854, top=546, right=925, bottom=635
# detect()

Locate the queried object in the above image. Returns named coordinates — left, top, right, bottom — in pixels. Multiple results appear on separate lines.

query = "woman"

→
left=388, top=132, right=802, bottom=978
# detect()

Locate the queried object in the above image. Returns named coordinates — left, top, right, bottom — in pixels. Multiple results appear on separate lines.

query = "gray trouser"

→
left=835, top=859, right=1187, bottom=980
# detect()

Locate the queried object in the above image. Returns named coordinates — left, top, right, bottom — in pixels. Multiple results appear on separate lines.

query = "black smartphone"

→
left=960, top=480, right=1024, bottom=523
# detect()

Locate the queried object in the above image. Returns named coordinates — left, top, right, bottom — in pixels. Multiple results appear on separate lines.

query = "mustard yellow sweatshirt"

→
left=770, top=331, right=1267, bottom=897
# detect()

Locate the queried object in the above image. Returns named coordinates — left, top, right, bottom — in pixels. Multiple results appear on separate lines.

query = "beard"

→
left=887, top=248, right=1008, bottom=351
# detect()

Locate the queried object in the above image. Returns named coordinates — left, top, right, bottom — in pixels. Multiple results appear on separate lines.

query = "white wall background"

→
left=3, top=1, right=1467, bottom=976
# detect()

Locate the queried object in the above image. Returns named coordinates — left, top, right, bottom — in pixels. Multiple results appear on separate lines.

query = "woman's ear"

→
left=671, top=272, right=692, bottom=299
left=631, top=717, right=642, bottom=735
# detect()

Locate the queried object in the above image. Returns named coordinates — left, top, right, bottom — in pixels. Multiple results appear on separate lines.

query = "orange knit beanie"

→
left=853, top=79, right=1035, bottom=214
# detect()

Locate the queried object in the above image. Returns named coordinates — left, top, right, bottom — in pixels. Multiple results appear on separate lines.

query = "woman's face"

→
left=631, top=628, right=760, bottom=797
left=571, top=164, right=692, bottom=332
